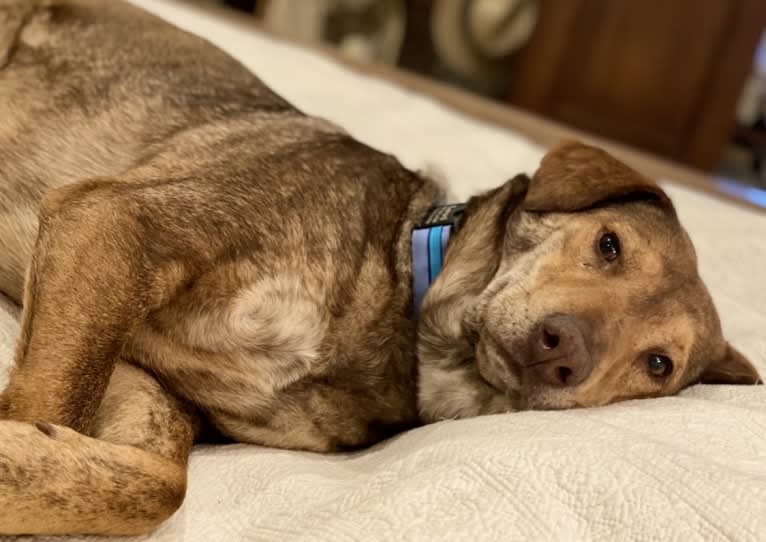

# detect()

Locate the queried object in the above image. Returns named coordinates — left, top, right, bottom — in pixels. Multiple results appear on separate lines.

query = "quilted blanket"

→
left=1, top=0, right=765, bottom=540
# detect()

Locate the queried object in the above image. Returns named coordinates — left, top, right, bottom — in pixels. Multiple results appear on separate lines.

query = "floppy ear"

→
left=700, top=344, right=762, bottom=385
left=524, top=141, right=673, bottom=212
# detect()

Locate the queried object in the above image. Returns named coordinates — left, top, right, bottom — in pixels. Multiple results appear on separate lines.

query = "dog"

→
left=0, top=0, right=760, bottom=536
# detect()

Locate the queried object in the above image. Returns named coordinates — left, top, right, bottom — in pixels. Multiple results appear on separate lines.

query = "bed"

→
left=1, top=0, right=765, bottom=540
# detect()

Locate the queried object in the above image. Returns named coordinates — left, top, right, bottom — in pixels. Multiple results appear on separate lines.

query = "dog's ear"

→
left=524, top=141, right=673, bottom=213
left=700, top=344, right=762, bottom=385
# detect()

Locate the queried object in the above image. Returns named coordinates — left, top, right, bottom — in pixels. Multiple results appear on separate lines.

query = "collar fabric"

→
left=411, top=204, right=465, bottom=313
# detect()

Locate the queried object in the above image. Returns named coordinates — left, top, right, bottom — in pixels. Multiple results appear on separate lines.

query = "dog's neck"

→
left=411, top=203, right=466, bottom=312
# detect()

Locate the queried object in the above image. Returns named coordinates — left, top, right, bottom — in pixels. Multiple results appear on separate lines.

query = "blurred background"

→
left=209, top=0, right=766, bottom=190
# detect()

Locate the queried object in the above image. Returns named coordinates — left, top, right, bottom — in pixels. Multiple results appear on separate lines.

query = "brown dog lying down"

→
left=0, top=0, right=761, bottom=536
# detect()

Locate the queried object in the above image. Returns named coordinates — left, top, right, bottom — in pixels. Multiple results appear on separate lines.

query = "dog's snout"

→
left=530, top=315, right=593, bottom=387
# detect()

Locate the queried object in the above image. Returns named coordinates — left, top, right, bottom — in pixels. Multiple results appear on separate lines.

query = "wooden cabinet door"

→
left=507, top=0, right=766, bottom=170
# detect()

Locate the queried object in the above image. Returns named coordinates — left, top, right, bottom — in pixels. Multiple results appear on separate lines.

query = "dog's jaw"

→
left=417, top=358, right=520, bottom=422
left=417, top=291, right=523, bottom=422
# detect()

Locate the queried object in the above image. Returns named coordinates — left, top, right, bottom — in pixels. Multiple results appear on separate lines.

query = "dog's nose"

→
left=530, top=315, right=593, bottom=387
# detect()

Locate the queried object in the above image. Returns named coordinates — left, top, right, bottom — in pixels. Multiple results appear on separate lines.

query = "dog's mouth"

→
left=475, top=330, right=525, bottom=396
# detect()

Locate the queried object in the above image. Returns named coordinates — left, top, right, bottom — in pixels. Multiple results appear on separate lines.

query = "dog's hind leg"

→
left=0, top=361, right=199, bottom=536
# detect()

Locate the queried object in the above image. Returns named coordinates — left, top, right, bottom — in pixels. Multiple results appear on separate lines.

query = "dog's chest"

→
left=126, top=251, right=420, bottom=449
left=129, top=274, right=330, bottom=411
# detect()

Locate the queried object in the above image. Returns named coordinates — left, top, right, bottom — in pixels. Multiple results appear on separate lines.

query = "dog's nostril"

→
left=541, top=328, right=560, bottom=350
left=557, top=366, right=572, bottom=385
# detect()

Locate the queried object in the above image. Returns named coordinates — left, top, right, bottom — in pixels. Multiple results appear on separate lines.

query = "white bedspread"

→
left=2, top=0, right=765, bottom=540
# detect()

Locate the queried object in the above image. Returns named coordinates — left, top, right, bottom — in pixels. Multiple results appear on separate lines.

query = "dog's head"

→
left=417, top=141, right=761, bottom=421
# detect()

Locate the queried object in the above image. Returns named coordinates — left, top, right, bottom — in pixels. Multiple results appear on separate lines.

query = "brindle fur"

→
left=0, top=0, right=759, bottom=536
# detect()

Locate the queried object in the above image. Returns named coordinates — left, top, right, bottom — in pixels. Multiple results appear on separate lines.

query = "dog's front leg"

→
left=0, top=181, right=171, bottom=432
left=0, top=362, right=199, bottom=536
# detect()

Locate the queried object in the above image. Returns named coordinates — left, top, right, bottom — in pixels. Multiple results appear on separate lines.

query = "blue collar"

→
left=412, top=203, right=466, bottom=312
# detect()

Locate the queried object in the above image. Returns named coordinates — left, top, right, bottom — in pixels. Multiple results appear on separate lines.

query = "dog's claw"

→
left=35, top=421, right=56, bottom=438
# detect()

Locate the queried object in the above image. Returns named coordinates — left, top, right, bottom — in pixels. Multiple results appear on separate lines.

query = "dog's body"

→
left=1, top=0, right=433, bottom=449
left=0, top=0, right=760, bottom=536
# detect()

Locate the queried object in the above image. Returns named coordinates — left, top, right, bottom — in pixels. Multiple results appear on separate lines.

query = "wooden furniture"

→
left=323, top=45, right=766, bottom=212
left=505, top=0, right=766, bottom=171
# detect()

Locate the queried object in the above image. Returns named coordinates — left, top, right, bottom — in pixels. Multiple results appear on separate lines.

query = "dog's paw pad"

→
left=35, top=421, right=56, bottom=438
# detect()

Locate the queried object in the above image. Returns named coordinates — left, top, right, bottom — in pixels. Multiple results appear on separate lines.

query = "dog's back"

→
left=1, top=0, right=295, bottom=298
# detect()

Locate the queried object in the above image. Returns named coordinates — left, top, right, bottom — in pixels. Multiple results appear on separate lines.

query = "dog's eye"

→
left=648, top=354, right=673, bottom=377
left=597, top=232, right=621, bottom=262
